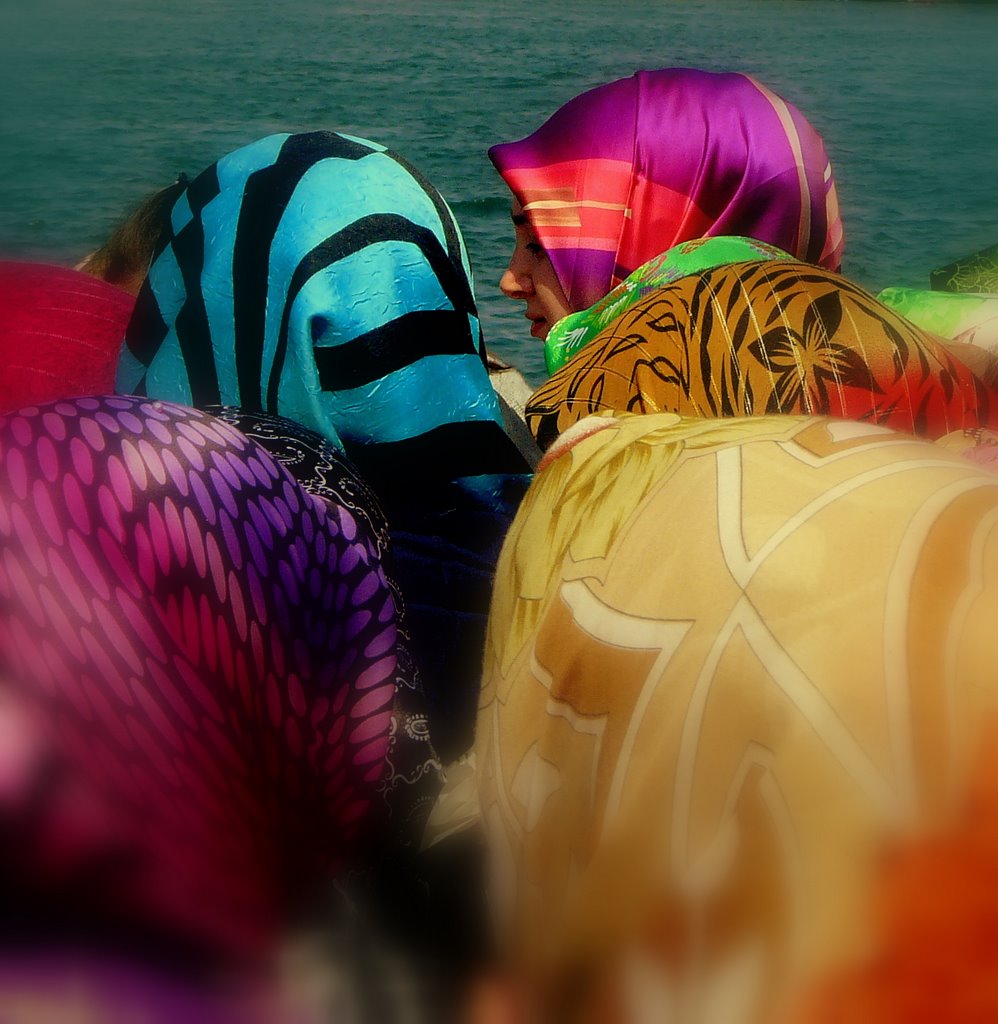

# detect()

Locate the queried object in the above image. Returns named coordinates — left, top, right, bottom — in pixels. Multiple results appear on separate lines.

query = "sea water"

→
left=2, top=0, right=996, bottom=383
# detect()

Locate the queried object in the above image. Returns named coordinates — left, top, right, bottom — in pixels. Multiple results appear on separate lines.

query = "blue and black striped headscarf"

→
left=120, top=131, right=531, bottom=758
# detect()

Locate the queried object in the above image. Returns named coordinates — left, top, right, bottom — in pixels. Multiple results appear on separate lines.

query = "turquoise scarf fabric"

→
left=120, top=131, right=518, bottom=470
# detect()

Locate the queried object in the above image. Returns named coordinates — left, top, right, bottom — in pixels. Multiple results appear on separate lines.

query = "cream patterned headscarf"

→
left=477, top=413, right=998, bottom=1024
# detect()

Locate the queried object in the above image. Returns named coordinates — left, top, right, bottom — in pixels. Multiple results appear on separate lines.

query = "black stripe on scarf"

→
left=389, top=150, right=489, bottom=365
left=124, top=284, right=168, bottom=388
left=121, top=165, right=222, bottom=399
left=387, top=152, right=469, bottom=292
left=231, top=132, right=378, bottom=411
left=171, top=167, right=224, bottom=404
left=266, top=214, right=477, bottom=409
left=120, top=182, right=187, bottom=380
left=344, top=421, right=530, bottom=496
left=313, top=310, right=475, bottom=392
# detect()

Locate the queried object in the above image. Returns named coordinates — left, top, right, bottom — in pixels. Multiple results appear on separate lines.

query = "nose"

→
left=499, top=253, right=533, bottom=299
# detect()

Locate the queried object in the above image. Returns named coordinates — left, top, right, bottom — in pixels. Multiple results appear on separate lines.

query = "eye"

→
left=526, top=242, right=545, bottom=256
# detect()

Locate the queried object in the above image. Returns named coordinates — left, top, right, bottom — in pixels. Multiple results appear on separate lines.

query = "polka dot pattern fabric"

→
left=0, top=395, right=400, bottom=959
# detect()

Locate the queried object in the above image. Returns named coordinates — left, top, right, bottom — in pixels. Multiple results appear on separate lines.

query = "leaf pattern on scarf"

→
left=747, top=291, right=887, bottom=414
left=526, top=260, right=994, bottom=449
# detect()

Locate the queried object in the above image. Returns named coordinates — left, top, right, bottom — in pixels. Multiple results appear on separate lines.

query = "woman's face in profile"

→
left=499, top=201, right=573, bottom=341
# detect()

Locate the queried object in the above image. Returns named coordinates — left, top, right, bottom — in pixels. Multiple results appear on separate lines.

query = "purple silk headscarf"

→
left=490, top=68, right=845, bottom=312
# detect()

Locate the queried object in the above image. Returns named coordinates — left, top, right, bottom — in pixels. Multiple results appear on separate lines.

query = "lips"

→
left=526, top=312, right=546, bottom=339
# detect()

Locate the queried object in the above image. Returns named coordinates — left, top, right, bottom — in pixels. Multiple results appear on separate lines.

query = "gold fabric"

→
left=525, top=261, right=993, bottom=451
left=476, top=412, right=998, bottom=1023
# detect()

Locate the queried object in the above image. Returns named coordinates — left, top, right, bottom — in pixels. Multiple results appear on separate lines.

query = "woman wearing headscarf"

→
left=475, top=411, right=998, bottom=1024
left=491, top=69, right=843, bottom=359
left=119, top=131, right=533, bottom=760
left=490, top=70, right=995, bottom=449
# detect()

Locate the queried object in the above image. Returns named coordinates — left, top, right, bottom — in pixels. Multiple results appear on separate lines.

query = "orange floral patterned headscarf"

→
left=525, top=260, right=995, bottom=449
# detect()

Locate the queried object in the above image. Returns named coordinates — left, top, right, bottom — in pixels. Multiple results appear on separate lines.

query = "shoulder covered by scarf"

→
left=477, top=411, right=998, bottom=1023
left=526, top=258, right=996, bottom=449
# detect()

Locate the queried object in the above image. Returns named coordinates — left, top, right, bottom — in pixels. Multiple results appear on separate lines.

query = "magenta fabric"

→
left=0, top=957, right=277, bottom=1024
left=490, top=68, right=845, bottom=312
left=0, top=396, right=399, bottom=960
left=0, top=262, right=134, bottom=413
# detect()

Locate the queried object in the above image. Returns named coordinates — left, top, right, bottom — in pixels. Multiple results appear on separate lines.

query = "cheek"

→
left=538, top=269, right=572, bottom=320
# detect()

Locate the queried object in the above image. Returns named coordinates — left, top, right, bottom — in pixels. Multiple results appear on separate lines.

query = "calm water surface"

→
left=2, top=0, right=996, bottom=382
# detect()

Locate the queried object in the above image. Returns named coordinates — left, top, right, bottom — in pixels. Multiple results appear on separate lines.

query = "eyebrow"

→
left=511, top=212, right=529, bottom=226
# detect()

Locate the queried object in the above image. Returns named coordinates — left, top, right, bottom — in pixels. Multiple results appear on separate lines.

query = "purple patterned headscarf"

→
left=490, top=68, right=845, bottom=312
left=0, top=395, right=403, bottom=960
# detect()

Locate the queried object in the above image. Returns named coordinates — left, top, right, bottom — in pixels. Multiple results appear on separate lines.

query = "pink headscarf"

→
left=0, top=262, right=134, bottom=413
left=490, top=68, right=845, bottom=312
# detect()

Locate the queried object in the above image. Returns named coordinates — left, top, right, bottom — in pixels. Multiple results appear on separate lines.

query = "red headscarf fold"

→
left=0, top=262, right=134, bottom=413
